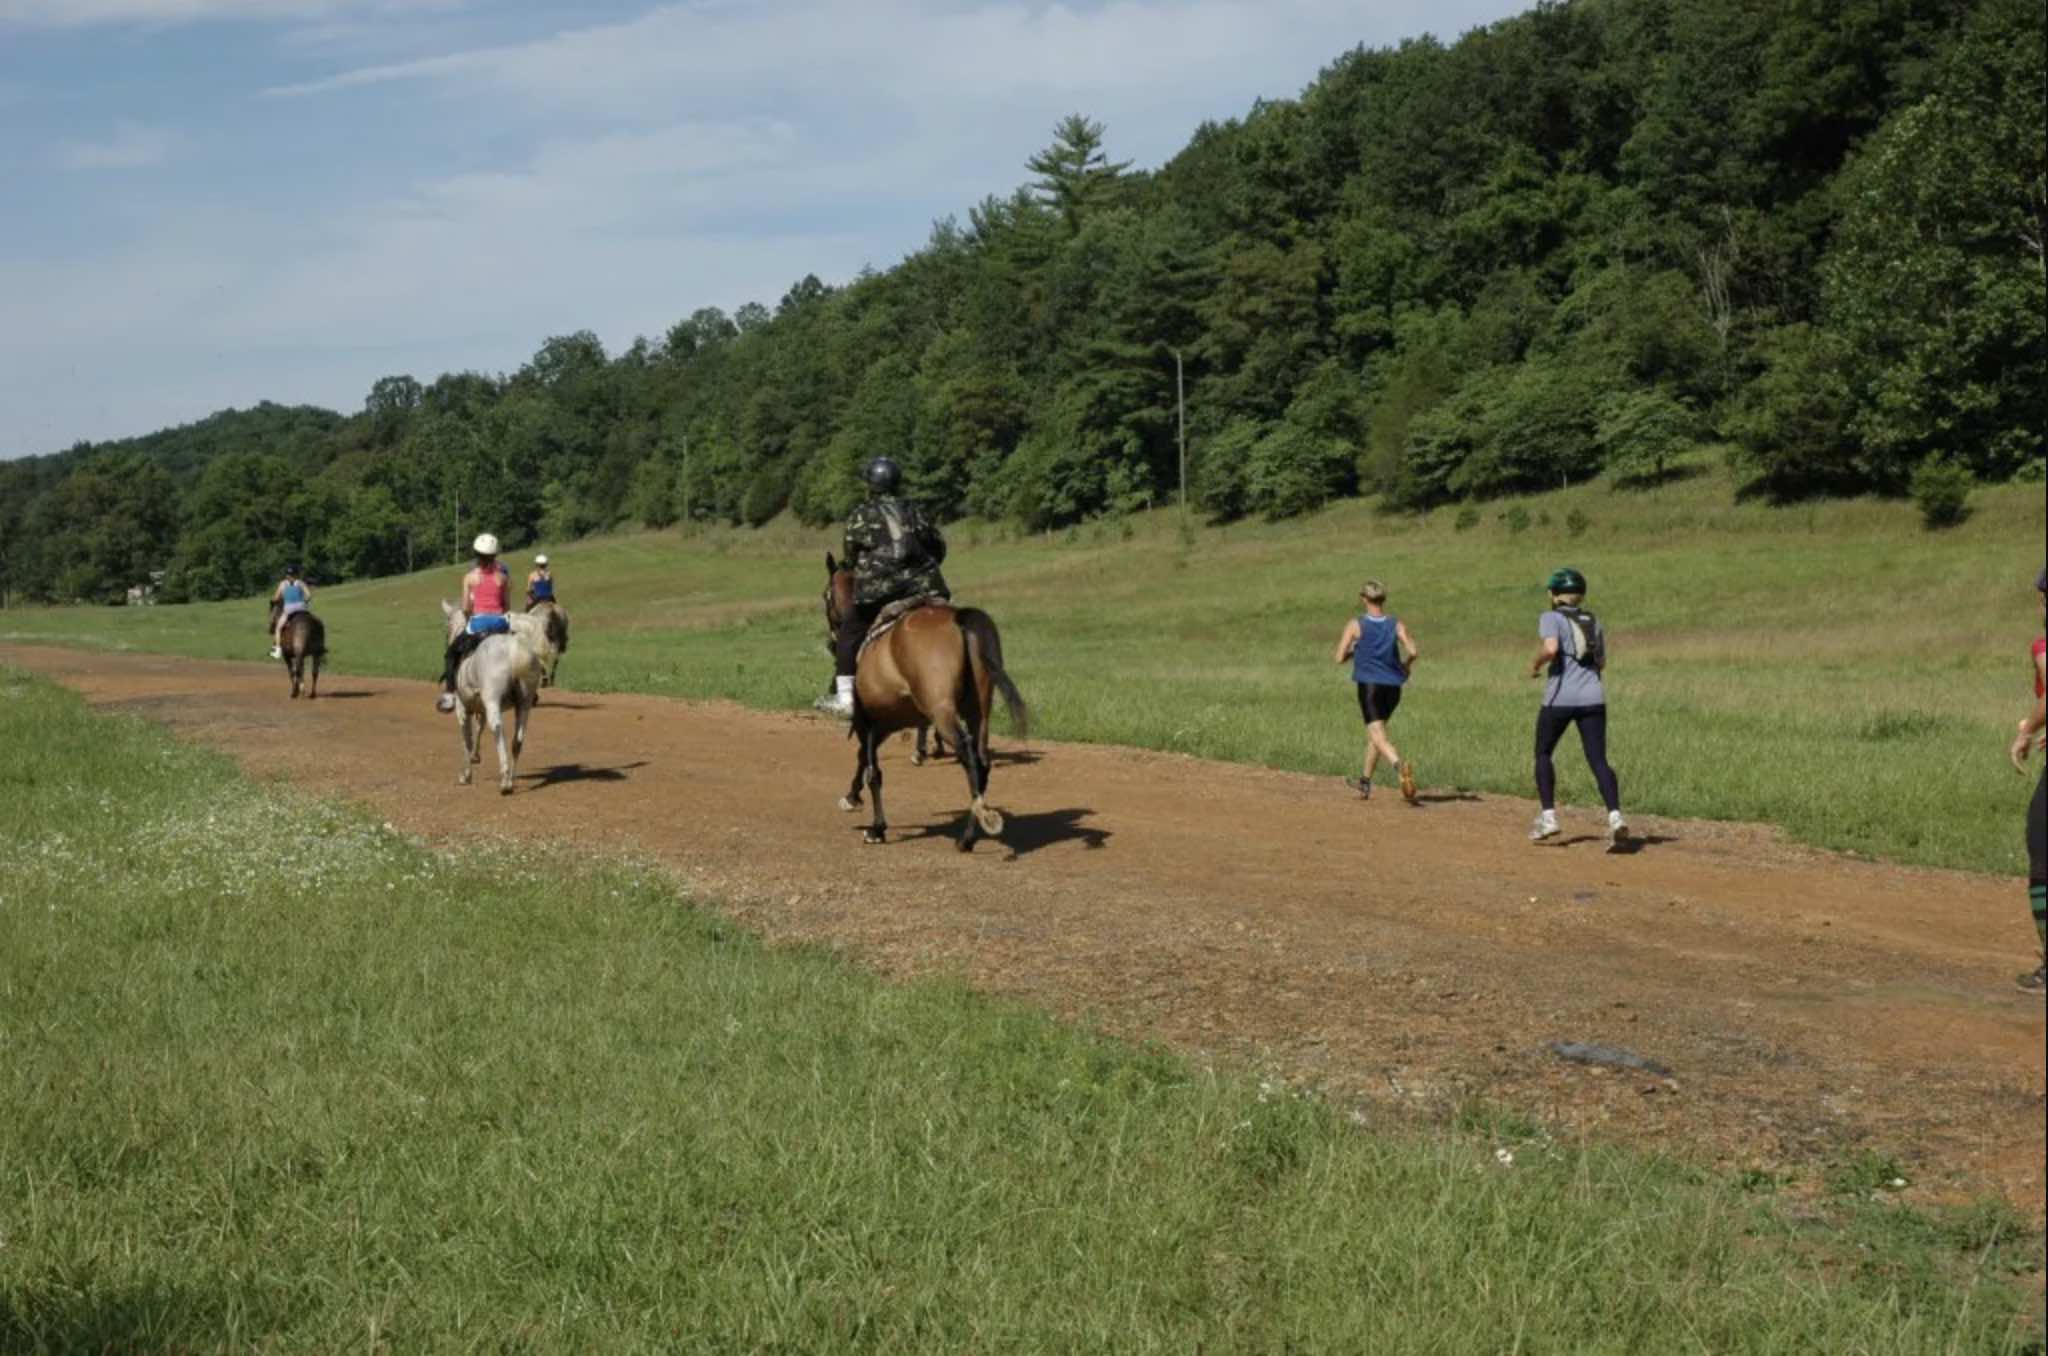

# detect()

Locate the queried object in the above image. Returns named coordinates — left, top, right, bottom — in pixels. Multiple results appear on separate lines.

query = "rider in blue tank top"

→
left=269, top=565, right=312, bottom=658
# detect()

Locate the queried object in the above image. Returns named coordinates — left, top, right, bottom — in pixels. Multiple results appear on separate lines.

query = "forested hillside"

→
left=3, top=0, right=2040, bottom=605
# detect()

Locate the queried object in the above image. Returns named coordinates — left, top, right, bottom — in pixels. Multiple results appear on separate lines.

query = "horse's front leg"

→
left=862, top=725, right=886, bottom=844
left=839, top=713, right=867, bottom=811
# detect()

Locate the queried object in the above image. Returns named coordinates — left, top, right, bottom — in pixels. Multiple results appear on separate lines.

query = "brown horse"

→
left=267, top=601, right=325, bottom=699
left=824, top=555, right=1027, bottom=849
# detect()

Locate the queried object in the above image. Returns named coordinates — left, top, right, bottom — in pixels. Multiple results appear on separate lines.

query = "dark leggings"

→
left=1535, top=704, right=1621, bottom=813
left=441, top=632, right=482, bottom=690
left=2029, top=771, right=2046, bottom=887
left=833, top=603, right=880, bottom=678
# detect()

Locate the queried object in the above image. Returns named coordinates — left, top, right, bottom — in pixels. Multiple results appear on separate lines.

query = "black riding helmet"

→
left=863, top=457, right=901, bottom=494
left=1546, top=566, right=1587, bottom=594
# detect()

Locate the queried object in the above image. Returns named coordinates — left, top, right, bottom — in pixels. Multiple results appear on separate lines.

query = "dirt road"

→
left=10, top=643, right=2043, bottom=1214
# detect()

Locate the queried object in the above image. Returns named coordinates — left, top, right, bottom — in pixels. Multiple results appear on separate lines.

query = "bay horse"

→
left=440, top=602, right=557, bottom=794
left=267, top=600, right=325, bottom=699
left=823, top=554, right=1027, bottom=850
left=526, top=598, right=570, bottom=687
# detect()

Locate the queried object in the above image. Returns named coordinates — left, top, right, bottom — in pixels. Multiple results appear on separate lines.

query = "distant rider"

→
left=526, top=553, right=556, bottom=610
left=269, top=564, right=311, bottom=659
left=437, top=533, right=513, bottom=713
left=814, top=456, right=949, bottom=718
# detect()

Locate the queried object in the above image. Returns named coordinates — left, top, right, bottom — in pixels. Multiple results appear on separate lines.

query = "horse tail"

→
left=957, top=608, right=1027, bottom=740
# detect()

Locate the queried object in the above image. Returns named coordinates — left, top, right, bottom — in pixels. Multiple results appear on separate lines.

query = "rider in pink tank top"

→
left=471, top=566, right=508, bottom=616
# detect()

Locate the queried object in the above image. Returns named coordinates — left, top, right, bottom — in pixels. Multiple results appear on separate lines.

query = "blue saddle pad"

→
left=467, top=613, right=511, bottom=636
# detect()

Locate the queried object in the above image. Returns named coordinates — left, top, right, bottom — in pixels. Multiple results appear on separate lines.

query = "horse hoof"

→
left=838, top=796, right=860, bottom=812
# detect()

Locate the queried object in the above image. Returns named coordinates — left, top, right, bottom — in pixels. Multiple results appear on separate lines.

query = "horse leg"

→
left=487, top=695, right=513, bottom=794
left=862, top=724, right=887, bottom=845
left=458, top=708, right=477, bottom=785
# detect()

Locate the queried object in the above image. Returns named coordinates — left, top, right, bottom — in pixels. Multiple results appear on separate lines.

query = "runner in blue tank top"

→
left=1332, top=578, right=1420, bottom=802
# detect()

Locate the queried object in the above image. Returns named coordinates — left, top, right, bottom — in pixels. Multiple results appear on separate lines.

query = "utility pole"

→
left=1175, top=348, right=1187, bottom=527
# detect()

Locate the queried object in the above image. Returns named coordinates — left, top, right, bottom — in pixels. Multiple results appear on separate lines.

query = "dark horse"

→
left=268, top=601, right=325, bottom=699
left=824, top=555, right=1027, bottom=850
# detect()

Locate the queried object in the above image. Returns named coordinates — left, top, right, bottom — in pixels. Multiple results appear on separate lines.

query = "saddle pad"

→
left=857, top=595, right=951, bottom=663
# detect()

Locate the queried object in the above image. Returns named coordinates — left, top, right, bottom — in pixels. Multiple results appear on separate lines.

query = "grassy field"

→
left=1, top=667, right=2040, bottom=1352
left=7, top=464, right=2044, bottom=874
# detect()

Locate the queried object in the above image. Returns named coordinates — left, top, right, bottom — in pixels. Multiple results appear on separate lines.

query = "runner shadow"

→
left=517, top=760, right=648, bottom=789
left=1546, top=833, right=1677, bottom=854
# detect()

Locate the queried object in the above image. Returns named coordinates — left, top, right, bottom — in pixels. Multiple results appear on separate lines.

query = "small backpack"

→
left=1555, top=604, right=1606, bottom=672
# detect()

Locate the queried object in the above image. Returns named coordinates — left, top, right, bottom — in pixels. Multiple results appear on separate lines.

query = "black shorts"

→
left=1356, top=682, right=1402, bottom=724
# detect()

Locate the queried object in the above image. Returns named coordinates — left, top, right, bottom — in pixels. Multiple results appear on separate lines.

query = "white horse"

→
left=440, top=601, right=558, bottom=794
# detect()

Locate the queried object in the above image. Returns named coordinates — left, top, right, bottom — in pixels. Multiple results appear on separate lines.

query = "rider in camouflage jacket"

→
left=816, top=457, right=949, bottom=716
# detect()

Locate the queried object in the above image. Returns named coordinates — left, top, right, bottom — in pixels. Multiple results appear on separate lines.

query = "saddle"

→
left=857, top=594, right=951, bottom=663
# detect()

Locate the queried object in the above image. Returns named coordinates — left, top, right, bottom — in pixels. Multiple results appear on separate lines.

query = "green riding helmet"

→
left=1546, top=567, right=1587, bottom=594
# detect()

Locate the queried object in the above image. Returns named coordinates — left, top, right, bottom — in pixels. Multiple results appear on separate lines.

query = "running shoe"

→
left=1605, top=811, right=1630, bottom=852
left=1529, top=813, right=1560, bottom=843
left=2018, top=965, right=2046, bottom=996
left=1345, top=776, right=1372, bottom=800
left=1399, top=760, right=1418, bottom=804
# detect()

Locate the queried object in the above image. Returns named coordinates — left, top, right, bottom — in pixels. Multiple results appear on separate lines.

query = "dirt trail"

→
left=10, top=644, right=2043, bottom=1214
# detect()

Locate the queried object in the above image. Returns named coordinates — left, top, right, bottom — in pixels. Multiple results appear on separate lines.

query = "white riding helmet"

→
left=534, top=553, right=549, bottom=566
left=472, top=533, right=500, bottom=557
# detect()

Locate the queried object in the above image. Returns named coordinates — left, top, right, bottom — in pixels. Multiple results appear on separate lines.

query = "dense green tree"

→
left=7, top=0, right=2039, bottom=598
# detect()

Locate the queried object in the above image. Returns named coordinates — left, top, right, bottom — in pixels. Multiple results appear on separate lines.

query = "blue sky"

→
left=0, top=0, right=1527, bottom=458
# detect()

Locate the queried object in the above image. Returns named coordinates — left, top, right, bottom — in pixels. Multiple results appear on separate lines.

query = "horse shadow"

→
left=517, top=760, right=648, bottom=789
left=890, top=806, right=1108, bottom=858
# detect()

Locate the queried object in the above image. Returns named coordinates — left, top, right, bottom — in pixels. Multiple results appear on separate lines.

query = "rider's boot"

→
left=435, top=644, right=460, bottom=713
left=814, top=675, right=855, bottom=718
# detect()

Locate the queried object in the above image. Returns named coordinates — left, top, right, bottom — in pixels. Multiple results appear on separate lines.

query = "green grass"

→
left=1, top=667, right=2040, bottom=1352
left=8, top=465, right=2044, bottom=874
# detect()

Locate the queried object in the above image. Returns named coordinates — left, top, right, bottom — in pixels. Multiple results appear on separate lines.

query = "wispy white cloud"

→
left=55, top=120, right=185, bottom=169
left=3, top=0, right=1527, bottom=451
left=0, top=0, right=457, bottom=28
